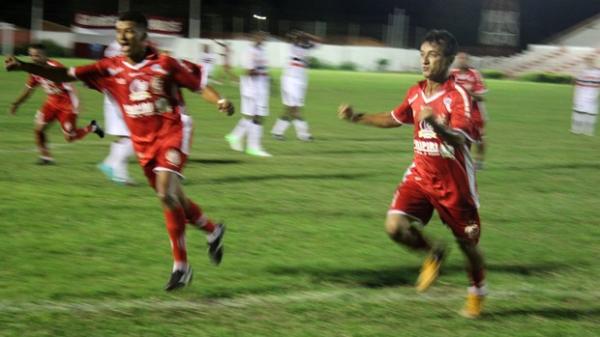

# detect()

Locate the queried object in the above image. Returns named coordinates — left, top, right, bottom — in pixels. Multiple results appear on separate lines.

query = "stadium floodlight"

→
left=253, top=14, right=267, bottom=21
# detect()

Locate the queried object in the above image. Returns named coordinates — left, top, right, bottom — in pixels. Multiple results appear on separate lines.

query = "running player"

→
left=451, top=52, right=488, bottom=169
left=98, top=40, right=136, bottom=184
left=8, top=43, right=104, bottom=164
left=225, top=31, right=271, bottom=157
left=271, top=30, right=322, bottom=141
left=5, top=12, right=234, bottom=291
left=214, top=39, right=238, bottom=84
left=571, top=54, right=600, bottom=136
left=338, top=30, right=486, bottom=318
left=198, top=43, right=219, bottom=84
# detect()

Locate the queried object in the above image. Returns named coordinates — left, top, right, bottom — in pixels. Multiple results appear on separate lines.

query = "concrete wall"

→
left=37, top=31, right=421, bottom=72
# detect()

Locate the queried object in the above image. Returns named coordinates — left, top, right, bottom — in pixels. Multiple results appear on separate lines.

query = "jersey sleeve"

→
left=390, top=90, right=415, bottom=124
left=68, top=59, right=110, bottom=92
left=25, top=74, right=39, bottom=89
left=449, top=87, right=476, bottom=142
left=471, top=69, right=487, bottom=94
left=171, top=57, right=204, bottom=92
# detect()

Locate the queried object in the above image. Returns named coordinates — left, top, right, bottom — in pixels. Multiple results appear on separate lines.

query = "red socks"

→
left=164, top=207, right=187, bottom=265
left=185, top=200, right=216, bottom=233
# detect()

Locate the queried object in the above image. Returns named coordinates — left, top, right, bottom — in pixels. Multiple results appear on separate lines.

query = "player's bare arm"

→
left=201, top=85, right=235, bottom=116
left=8, top=86, right=35, bottom=115
left=419, top=106, right=466, bottom=146
left=338, top=104, right=401, bottom=128
left=5, top=56, right=75, bottom=83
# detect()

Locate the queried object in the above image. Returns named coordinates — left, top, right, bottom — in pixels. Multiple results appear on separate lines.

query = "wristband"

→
left=217, top=98, right=227, bottom=105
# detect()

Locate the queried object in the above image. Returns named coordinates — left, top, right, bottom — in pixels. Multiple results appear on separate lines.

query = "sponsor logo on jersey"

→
left=116, top=78, right=127, bottom=85
left=129, top=79, right=151, bottom=101
left=150, top=76, right=165, bottom=95
left=123, top=102, right=156, bottom=117
left=418, top=120, right=437, bottom=139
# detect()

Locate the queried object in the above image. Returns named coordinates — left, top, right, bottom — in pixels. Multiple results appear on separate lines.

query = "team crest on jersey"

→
left=150, top=76, right=165, bottom=95
left=129, top=79, right=151, bottom=101
left=166, top=149, right=181, bottom=166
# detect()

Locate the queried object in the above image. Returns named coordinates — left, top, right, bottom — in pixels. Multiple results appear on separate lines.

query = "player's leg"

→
left=582, top=113, right=597, bottom=136
left=59, top=112, right=103, bottom=142
left=272, top=78, right=293, bottom=140
left=436, top=204, right=486, bottom=318
left=226, top=81, right=253, bottom=151
left=154, top=169, right=192, bottom=291
left=100, top=97, right=135, bottom=184
left=571, top=110, right=584, bottom=134
left=33, top=113, right=54, bottom=164
left=246, top=77, right=272, bottom=157
left=290, top=81, right=312, bottom=141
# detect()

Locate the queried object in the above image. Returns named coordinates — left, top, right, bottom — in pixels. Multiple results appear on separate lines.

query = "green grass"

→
left=0, top=58, right=599, bottom=337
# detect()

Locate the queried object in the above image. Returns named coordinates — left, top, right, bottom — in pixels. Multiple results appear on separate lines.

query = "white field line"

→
left=0, top=287, right=596, bottom=314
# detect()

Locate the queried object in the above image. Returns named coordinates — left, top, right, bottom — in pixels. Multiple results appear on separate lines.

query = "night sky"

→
left=2, top=0, right=599, bottom=49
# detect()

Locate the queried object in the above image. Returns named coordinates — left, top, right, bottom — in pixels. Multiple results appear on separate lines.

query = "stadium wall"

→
left=34, top=31, right=421, bottom=72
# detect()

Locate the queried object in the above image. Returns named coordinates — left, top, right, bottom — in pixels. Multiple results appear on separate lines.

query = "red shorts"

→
left=36, top=100, right=79, bottom=134
left=389, top=176, right=481, bottom=243
left=137, top=133, right=188, bottom=189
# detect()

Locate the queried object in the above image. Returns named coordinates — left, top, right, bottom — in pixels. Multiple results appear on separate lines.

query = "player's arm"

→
left=419, top=106, right=466, bottom=146
left=201, top=85, right=234, bottom=116
left=8, top=86, right=35, bottom=115
left=338, top=104, right=401, bottom=128
left=5, top=56, right=75, bottom=83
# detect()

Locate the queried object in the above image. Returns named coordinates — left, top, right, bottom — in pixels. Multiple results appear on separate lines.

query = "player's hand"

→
left=8, top=103, right=18, bottom=115
left=218, top=98, right=234, bottom=116
left=4, top=56, right=23, bottom=71
left=418, top=106, right=434, bottom=122
left=338, top=104, right=354, bottom=121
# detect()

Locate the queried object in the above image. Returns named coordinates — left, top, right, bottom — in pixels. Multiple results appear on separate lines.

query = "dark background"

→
left=2, top=0, right=599, bottom=49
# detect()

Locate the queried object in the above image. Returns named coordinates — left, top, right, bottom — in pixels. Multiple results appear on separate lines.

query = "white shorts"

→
left=240, top=76, right=270, bottom=117
left=180, top=111, right=194, bottom=155
left=104, top=94, right=130, bottom=137
left=571, top=110, right=597, bottom=136
left=281, top=75, right=307, bottom=107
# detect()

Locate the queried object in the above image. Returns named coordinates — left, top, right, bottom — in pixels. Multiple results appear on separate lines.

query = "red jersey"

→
left=391, top=77, right=479, bottom=208
left=27, top=59, right=78, bottom=108
left=450, top=68, right=487, bottom=95
left=68, top=48, right=203, bottom=165
left=173, top=59, right=205, bottom=112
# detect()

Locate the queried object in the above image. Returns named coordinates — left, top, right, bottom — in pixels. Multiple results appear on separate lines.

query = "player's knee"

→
left=252, top=116, right=263, bottom=125
left=157, top=191, right=178, bottom=208
left=384, top=216, right=411, bottom=237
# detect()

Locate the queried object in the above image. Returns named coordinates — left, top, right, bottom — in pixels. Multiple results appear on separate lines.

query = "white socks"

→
left=247, top=122, right=264, bottom=150
left=292, top=119, right=311, bottom=140
left=230, top=118, right=250, bottom=140
left=104, top=137, right=134, bottom=182
left=271, top=118, right=291, bottom=136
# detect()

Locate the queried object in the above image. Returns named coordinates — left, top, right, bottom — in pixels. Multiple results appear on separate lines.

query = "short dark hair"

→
left=118, top=11, right=148, bottom=30
left=29, top=43, right=46, bottom=51
left=422, top=29, right=458, bottom=58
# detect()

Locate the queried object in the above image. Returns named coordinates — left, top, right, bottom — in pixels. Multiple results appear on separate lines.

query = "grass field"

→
left=0, top=58, right=599, bottom=337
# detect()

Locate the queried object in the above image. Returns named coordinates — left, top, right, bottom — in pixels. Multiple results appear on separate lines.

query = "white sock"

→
left=112, top=138, right=134, bottom=181
left=230, top=118, right=249, bottom=139
left=271, top=118, right=291, bottom=135
left=292, top=119, right=311, bottom=139
left=247, top=122, right=264, bottom=150
left=103, top=142, right=120, bottom=167
left=172, top=261, right=189, bottom=272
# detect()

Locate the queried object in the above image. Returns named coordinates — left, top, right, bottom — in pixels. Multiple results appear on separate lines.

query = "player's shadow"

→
left=204, top=172, right=373, bottom=184
left=492, top=162, right=600, bottom=172
left=187, top=158, right=243, bottom=165
left=267, top=261, right=573, bottom=289
left=484, top=307, right=600, bottom=321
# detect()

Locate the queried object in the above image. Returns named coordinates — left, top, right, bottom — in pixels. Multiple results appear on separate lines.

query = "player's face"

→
left=28, top=48, right=46, bottom=65
left=420, top=41, right=451, bottom=80
left=115, top=20, right=147, bottom=57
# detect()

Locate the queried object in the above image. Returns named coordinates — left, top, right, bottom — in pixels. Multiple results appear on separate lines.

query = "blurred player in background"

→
left=451, top=52, right=488, bottom=169
left=225, top=31, right=271, bottom=157
left=571, top=54, right=600, bottom=136
left=8, top=43, right=104, bottom=165
left=5, top=11, right=234, bottom=291
left=338, top=30, right=486, bottom=318
left=214, top=39, right=238, bottom=84
left=98, top=40, right=136, bottom=184
left=271, top=30, right=321, bottom=141
left=198, top=43, right=219, bottom=84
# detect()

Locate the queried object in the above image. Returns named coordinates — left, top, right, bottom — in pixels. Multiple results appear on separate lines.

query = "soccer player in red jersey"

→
left=5, top=12, right=234, bottom=291
left=8, top=43, right=104, bottom=164
left=338, top=30, right=486, bottom=318
left=451, top=52, right=488, bottom=169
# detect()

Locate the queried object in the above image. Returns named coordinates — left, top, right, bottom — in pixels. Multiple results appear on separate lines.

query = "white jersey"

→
left=283, top=42, right=315, bottom=79
left=240, top=44, right=269, bottom=116
left=573, top=67, right=600, bottom=114
left=198, top=52, right=217, bottom=77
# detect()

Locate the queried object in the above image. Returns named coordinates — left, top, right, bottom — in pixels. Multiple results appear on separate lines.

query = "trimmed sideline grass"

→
left=0, top=58, right=599, bottom=336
